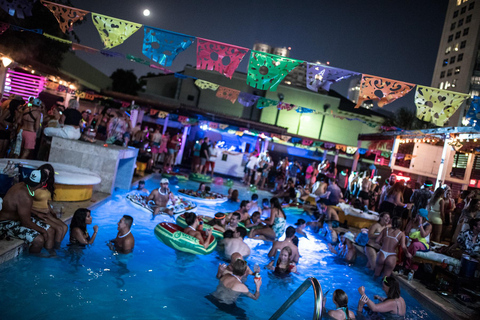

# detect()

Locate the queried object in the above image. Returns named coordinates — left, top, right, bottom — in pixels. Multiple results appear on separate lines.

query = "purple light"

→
left=4, top=69, right=46, bottom=101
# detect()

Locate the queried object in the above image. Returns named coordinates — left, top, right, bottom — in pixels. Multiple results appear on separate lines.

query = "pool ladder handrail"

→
left=269, top=276, right=323, bottom=320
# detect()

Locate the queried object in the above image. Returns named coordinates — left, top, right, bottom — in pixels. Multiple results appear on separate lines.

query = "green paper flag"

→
left=247, top=50, right=303, bottom=91
left=92, top=13, right=142, bottom=49
left=256, top=97, right=278, bottom=109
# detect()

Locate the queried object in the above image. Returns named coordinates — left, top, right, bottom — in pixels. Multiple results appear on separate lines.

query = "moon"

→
left=143, top=9, right=151, bottom=16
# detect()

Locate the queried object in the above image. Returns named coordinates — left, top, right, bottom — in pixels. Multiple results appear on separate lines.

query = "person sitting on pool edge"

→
left=357, top=276, right=406, bottom=317
left=0, top=169, right=56, bottom=254
left=108, top=215, right=135, bottom=254
left=146, top=178, right=175, bottom=216
left=223, top=227, right=251, bottom=259
left=212, top=258, right=262, bottom=305
left=267, top=226, right=299, bottom=263
left=324, top=289, right=356, bottom=319
left=69, top=208, right=98, bottom=246
left=183, top=211, right=213, bottom=250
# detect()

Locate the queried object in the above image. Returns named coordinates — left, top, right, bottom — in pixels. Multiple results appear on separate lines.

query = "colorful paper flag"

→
left=247, top=50, right=303, bottom=91
left=355, top=74, right=415, bottom=108
left=277, top=102, right=296, bottom=111
left=92, top=13, right=141, bottom=49
left=41, top=1, right=89, bottom=33
left=43, top=33, right=72, bottom=44
left=196, top=38, right=248, bottom=79
left=195, top=79, right=219, bottom=91
left=216, top=86, right=240, bottom=104
left=72, top=43, right=99, bottom=54
left=0, top=0, right=34, bottom=19
left=296, top=107, right=314, bottom=113
left=306, top=63, right=359, bottom=92
left=237, top=92, right=259, bottom=107
left=415, top=85, right=470, bottom=126
left=465, top=96, right=480, bottom=129
left=143, top=26, right=195, bottom=66
left=256, top=97, right=278, bottom=109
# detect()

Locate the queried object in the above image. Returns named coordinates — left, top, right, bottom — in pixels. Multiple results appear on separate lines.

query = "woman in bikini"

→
left=365, top=212, right=390, bottom=271
left=69, top=208, right=98, bottom=246
left=357, top=276, right=406, bottom=318
left=249, top=197, right=286, bottom=241
left=427, top=187, right=445, bottom=243
left=206, top=212, right=227, bottom=233
left=266, top=246, right=297, bottom=275
left=374, top=216, right=411, bottom=277
left=326, top=289, right=356, bottom=319
left=19, top=98, right=42, bottom=159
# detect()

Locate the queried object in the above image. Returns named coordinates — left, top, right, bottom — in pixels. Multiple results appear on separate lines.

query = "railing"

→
left=269, top=277, right=323, bottom=320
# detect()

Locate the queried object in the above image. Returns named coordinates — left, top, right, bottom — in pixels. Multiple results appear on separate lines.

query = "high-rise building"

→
left=431, top=0, right=480, bottom=126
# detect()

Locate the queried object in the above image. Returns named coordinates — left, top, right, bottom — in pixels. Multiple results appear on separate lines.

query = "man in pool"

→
left=223, top=227, right=251, bottom=259
left=217, top=252, right=253, bottom=279
left=108, top=215, right=135, bottom=254
left=212, top=259, right=262, bottom=304
left=268, top=226, right=299, bottom=263
left=146, top=178, right=175, bottom=216
left=227, top=200, right=251, bottom=223
left=247, top=194, right=261, bottom=215
left=135, top=180, right=149, bottom=194
left=225, top=212, right=242, bottom=231
left=0, top=170, right=56, bottom=254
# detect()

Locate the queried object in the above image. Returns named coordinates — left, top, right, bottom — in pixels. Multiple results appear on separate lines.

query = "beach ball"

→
left=169, top=176, right=179, bottom=185
left=224, top=179, right=234, bottom=187
left=250, top=185, right=257, bottom=193
left=214, top=177, right=223, bottom=185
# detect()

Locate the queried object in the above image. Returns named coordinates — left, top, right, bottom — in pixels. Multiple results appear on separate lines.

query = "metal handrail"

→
left=269, top=277, right=323, bottom=320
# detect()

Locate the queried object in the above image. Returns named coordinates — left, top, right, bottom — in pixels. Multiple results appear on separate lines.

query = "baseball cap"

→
left=424, top=180, right=433, bottom=187
left=344, top=232, right=355, bottom=243
left=418, top=208, right=429, bottom=220
left=160, top=178, right=169, bottom=184
left=26, top=170, right=46, bottom=188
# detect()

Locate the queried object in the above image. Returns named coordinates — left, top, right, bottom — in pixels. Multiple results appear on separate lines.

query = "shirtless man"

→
left=183, top=211, right=213, bottom=249
left=315, top=200, right=340, bottom=242
left=365, top=212, right=390, bottom=271
left=0, top=170, right=55, bottom=253
left=247, top=194, right=261, bottom=215
left=267, top=226, right=299, bottom=263
left=227, top=201, right=250, bottom=223
left=135, top=180, right=149, bottom=194
left=223, top=227, right=251, bottom=259
left=108, top=215, right=135, bottom=254
left=146, top=178, right=175, bottom=216
left=225, top=212, right=241, bottom=232
left=19, top=98, right=42, bottom=159
left=358, top=172, right=372, bottom=208
left=212, top=259, right=262, bottom=305
left=217, top=252, right=253, bottom=279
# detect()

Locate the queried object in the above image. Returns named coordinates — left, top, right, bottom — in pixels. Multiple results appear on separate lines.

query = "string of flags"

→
left=0, top=1, right=472, bottom=127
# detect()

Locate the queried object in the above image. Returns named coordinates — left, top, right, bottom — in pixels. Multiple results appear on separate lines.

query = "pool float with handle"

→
left=282, top=203, right=305, bottom=215
left=126, top=193, right=197, bottom=215
left=162, top=172, right=188, bottom=181
left=154, top=222, right=217, bottom=255
left=189, top=173, right=213, bottom=183
left=178, top=189, right=228, bottom=204
left=176, top=214, right=224, bottom=239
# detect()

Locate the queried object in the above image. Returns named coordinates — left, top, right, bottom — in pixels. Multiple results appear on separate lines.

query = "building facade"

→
left=431, top=0, right=480, bottom=126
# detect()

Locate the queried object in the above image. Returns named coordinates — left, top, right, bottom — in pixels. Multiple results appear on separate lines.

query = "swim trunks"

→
left=22, top=130, right=37, bottom=150
left=0, top=216, right=50, bottom=244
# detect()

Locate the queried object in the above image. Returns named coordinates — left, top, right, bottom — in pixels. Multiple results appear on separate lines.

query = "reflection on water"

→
left=0, top=175, right=438, bottom=319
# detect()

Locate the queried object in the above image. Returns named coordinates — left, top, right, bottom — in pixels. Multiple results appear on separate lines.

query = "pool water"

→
left=0, top=175, right=437, bottom=319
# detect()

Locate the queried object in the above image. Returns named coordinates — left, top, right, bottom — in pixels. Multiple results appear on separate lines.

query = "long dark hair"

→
left=333, top=289, right=350, bottom=319
left=70, top=208, right=90, bottom=235
left=384, top=276, right=401, bottom=300
left=391, top=216, right=402, bottom=230
left=230, top=189, right=239, bottom=202
left=430, top=187, right=445, bottom=206
left=270, top=197, right=285, bottom=218
left=387, top=182, right=404, bottom=198
left=38, top=163, right=55, bottom=200
left=207, top=212, right=225, bottom=227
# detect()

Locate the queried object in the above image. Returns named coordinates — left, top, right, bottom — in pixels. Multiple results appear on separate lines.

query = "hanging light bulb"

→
left=1, top=57, right=12, bottom=67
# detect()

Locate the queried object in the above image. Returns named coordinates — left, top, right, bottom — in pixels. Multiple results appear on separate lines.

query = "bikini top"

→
left=385, top=228, right=401, bottom=242
left=336, top=307, right=350, bottom=319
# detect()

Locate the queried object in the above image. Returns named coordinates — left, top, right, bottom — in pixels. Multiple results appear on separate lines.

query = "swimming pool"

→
left=0, top=175, right=438, bottom=319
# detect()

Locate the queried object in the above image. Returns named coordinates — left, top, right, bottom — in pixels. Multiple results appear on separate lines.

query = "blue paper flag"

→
left=142, top=26, right=195, bottom=66
left=466, top=96, right=480, bottom=130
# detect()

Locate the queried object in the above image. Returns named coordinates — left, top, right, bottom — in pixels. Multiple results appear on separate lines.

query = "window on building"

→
left=448, top=34, right=454, bottom=42
left=469, top=2, right=475, bottom=10
left=447, top=69, right=453, bottom=76
left=455, top=67, right=461, bottom=74
left=467, top=14, right=472, bottom=23
left=451, top=56, right=456, bottom=63
left=443, top=58, right=449, bottom=66
left=451, top=22, right=456, bottom=30
left=464, top=27, right=469, bottom=35
left=461, top=40, right=467, bottom=48
left=454, top=10, right=459, bottom=17
left=461, top=6, right=467, bottom=13
left=440, top=71, right=446, bottom=78
left=456, top=31, right=461, bottom=39
left=458, top=53, right=464, bottom=61
left=459, top=18, right=464, bottom=26
left=472, top=76, right=480, bottom=85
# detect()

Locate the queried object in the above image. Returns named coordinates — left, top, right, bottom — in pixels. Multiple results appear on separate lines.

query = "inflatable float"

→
left=0, top=159, right=101, bottom=201
left=178, top=189, right=227, bottom=204
left=126, top=193, right=197, bottom=215
left=162, top=172, right=188, bottom=181
left=282, top=203, right=305, bottom=215
left=154, top=222, right=217, bottom=255
left=176, top=214, right=224, bottom=239
left=189, top=173, right=212, bottom=183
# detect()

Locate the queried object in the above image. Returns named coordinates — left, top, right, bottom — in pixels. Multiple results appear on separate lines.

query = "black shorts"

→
left=357, top=190, right=369, bottom=199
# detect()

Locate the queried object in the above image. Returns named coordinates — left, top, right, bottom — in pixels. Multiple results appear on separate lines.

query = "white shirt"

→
left=209, top=146, right=218, bottom=161
left=247, top=156, right=258, bottom=170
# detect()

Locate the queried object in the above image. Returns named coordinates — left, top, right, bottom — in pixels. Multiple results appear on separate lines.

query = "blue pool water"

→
left=0, top=175, right=437, bottom=319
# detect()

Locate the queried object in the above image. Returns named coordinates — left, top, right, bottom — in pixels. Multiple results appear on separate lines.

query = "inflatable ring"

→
left=126, top=194, right=197, bottom=214
left=154, top=222, right=217, bottom=255
left=178, top=189, right=228, bottom=204
left=176, top=214, right=224, bottom=239
left=189, top=173, right=213, bottom=183
left=249, top=184, right=257, bottom=193
left=162, top=173, right=188, bottom=181
left=224, top=179, right=234, bottom=187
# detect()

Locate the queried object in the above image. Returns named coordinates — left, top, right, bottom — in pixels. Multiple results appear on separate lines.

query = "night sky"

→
left=70, top=0, right=449, bottom=110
